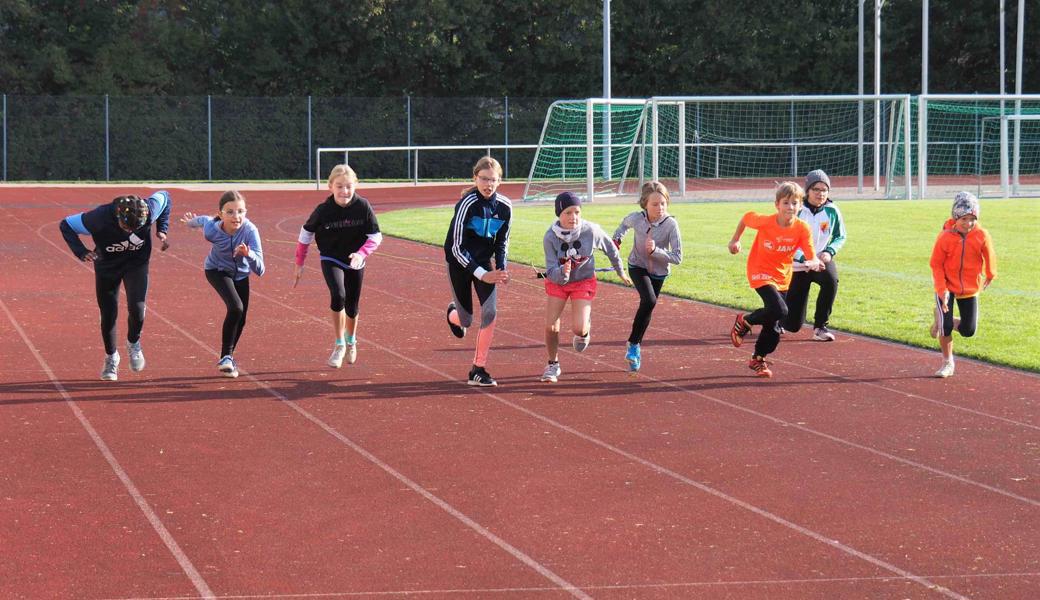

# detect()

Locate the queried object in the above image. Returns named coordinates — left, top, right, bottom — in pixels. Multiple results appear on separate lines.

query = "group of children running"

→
left=60, top=158, right=997, bottom=385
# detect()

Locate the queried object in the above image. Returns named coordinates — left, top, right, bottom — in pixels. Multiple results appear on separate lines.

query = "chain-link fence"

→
left=0, top=95, right=556, bottom=181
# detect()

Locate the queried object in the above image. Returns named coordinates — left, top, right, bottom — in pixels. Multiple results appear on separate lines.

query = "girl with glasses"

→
left=443, top=156, right=511, bottom=386
left=293, top=164, right=382, bottom=369
left=539, top=192, right=631, bottom=383
left=181, top=190, right=265, bottom=378
left=783, top=169, right=847, bottom=342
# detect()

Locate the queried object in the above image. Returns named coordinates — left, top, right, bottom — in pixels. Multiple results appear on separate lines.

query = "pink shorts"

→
left=544, top=277, right=597, bottom=301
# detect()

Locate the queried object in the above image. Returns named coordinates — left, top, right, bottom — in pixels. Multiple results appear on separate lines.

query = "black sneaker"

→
left=446, top=302, right=466, bottom=338
left=467, top=365, right=497, bottom=387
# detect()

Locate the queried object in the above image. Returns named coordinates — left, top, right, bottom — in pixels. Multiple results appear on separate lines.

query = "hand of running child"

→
left=233, top=242, right=249, bottom=258
left=620, top=271, right=633, bottom=286
left=481, top=269, right=509, bottom=284
left=820, top=251, right=832, bottom=264
left=292, top=264, right=304, bottom=288
left=348, top=253, right=364, bottom=269
left=804, top=257, right=823, bottom=271
left=937, top=294, right=949, bottom=313
left=728, top=240, right=741, bottom=254
left=645, top=238, right=656, bottom=254
left=180, top=212, right=197, bottom=225
left=157, top=231, right=169, bottom=251
left=983, top=277, right=993, bottom=290
left=81, top=250, right=98, bottom=262
left=561, top=260, right=572, bottom=278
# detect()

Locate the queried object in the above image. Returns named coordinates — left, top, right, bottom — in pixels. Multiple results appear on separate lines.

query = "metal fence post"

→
left=207, top=95, right=212, bottom=181
left=307, top=95, right=312, bottom=180
left=406, top=95, right=412, bottom=179
left=504, top=96, right=509, bottom=179
left=104, top=94, right=110, bottom=181
left=2, top=94, right=7, bottom=181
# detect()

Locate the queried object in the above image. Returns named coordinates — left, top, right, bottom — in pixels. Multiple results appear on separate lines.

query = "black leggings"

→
left=746, top=285, right=788, bottom=358
left=95, top=262, right=149, bottom=355
left=628, top=265, right=666, bottom=345
left=321, top=260, right=364, bottom=317
left=205, top=270, right=251, bottom=357
left=938, top=293, right=978, bottom=337
left=784, top=261, right=839, bottom=332
left=447, top=261, right=497, bottom=328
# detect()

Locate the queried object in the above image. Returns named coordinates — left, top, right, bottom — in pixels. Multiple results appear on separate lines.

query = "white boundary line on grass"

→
left=0, top=296, right=217, bottom=600
left=19, top=210, right=593, bottom=600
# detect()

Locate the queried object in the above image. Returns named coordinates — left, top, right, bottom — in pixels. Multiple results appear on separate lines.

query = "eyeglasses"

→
left=809, top=186, right=829, bottom=193
left=221, top=208, right=247, bottom=217
left=477, top=176, right=500, bottom=184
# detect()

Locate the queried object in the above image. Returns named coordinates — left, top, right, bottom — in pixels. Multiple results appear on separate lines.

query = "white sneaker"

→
left=812, top=326, right=835, bottom=342
left=328, top=344, right=346, bottom=368
left=100, top=352, right=120, bottom=381
left=572, top=333, right=590, bottom=353
left=540, top=362, right=562, bottom=383
left=217, top=355, right=235, bottom=372
left=346, top=343, right=357, bottom=365
left=127, top=341, right=145, bottom=371
left=934, top=360, right=955, bottom=378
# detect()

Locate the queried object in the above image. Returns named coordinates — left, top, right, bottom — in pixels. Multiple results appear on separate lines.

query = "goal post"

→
left=978, top=114, right=1040, bottom=198
left=630, top=95, right=913, bottom=201
left=522, top=99, right=648, bottom=201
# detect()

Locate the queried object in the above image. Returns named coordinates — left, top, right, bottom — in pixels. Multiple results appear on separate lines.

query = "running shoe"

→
left=328, top=344, right=346, bottom=368
left=100, top=352, right=120, bottom=381
left=467, top=365, right=497, bottom=387
left=748, top=355, right=773, bottom=378
left=812, top=326, right=835, bottom=342
left=625, top=343, right=641, bottom=372
left=540, top=361, right=561, bottom=383
left=731, top=314, right=751, bottom=347
left=934, top=360, right=955, bottom=378
left=572, top=332, right=591, bottom=353
left=446, top=302, right=466, bottom=338
left=127, top=340, right=146, bottom=372
left=346, top=343, right=357, bottom=364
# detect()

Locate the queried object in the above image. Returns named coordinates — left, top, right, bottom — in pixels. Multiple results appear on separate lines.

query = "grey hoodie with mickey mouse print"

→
left=542, top=220, right=625, bottom=285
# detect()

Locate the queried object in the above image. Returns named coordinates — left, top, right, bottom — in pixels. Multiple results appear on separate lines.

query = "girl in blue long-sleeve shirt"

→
left=181, top=191, right=265, bottom=378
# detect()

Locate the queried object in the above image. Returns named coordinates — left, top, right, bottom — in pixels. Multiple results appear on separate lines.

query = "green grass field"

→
left=379, top=198, right=1040, bottom=373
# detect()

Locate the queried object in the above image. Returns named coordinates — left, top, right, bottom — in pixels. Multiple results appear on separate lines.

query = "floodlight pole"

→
left=858, top=0, right=864, bottom=193
left=603, top=0, right=612, bottom=186
left=920, top=0, right=928, bottom=198
left=874, top=0, right=882, bottom=191
left=1013, top=0, right=1025, bottom=193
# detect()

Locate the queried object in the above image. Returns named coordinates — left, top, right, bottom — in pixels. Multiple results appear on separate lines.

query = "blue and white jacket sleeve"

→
left=146, top=191, right=171, bottom=234
left=59, top=208, right=95, bottom=259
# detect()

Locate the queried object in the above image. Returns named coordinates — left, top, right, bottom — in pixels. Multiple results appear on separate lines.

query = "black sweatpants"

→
left=95, top=262, right=149, bottom=355
left=205, top=269, right=251, bottom=357
left=938, top=293, right=978, bottom=337
left=447, top=261, right=498, bottom=328
left=746, top=285, right=788, bottom=358
left=784, top=260, right=839, bottom=332
left=628, top=265, right=666, bottom=345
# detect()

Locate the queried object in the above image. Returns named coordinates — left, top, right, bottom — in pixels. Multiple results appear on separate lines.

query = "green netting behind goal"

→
left=632, top=98, right=910, bottom=200
left=523, top=101, right=647, bottom=200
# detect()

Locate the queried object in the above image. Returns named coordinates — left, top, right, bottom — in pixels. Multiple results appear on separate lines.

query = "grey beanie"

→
left=805, top=169, right=831, bottom=191
left=951, top=191, right=980, bottom=219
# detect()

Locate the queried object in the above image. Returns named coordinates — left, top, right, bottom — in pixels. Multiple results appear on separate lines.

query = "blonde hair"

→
left=774, top=181, right=805, bottom=204
left=327, top=164, right=358, bottom=187
left=639, top=181, right=670, bottom=209
left=215, top=190, right=246, bottom=221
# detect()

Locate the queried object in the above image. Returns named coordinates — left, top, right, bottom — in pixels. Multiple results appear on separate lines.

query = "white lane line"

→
left=26, top=210, right=593, bottom=600
left=0, top=298, right=216, bottom=600
left=359, top=250, right=1040, bottom=509
left=242, top=249, right=971, bottom=600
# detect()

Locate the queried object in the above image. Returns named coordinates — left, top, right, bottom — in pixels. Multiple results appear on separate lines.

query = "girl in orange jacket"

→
left=928, top=192, right=997, bottom=378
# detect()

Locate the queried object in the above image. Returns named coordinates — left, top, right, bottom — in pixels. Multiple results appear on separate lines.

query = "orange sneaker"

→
left=748, top=355, right=773, bottom=378
left=731, top=314, right=751, bottom=347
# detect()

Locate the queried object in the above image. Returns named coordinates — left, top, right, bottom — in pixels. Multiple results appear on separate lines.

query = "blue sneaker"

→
left=626, top=343, right=641, bottom=372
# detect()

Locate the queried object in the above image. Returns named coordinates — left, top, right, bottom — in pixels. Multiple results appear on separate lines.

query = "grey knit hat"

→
left=805, top=169, right=831, bottom=191
left=951, top=191, right=980, bottom=219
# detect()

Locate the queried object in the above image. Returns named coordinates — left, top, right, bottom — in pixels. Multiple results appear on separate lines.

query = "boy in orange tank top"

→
left=727, top=182, right=822, bottom=377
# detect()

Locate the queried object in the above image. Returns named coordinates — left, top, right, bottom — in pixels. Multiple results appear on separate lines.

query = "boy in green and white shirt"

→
left=783, top=169, right=847, bottom=341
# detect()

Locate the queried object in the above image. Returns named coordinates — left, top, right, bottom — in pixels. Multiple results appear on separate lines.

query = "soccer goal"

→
left=522, top=99, right=649, bottom=201
left=977, top=114, right=1040, bottom=198
left=628, top=95, right=913, bottom=201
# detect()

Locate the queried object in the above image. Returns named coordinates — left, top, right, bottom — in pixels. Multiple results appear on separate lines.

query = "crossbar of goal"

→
left=315, top=144, right=544, bottom=189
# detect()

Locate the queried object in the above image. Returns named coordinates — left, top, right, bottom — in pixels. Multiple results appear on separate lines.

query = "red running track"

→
left=0, top=185, right=1038, bottom=599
